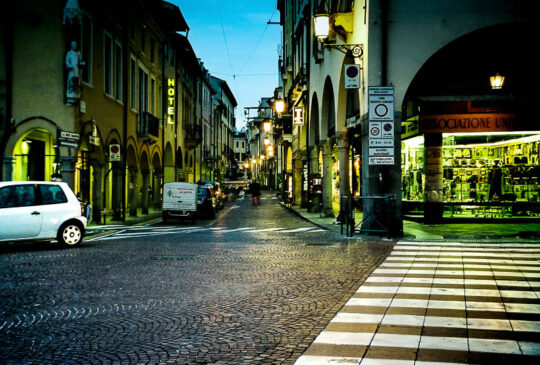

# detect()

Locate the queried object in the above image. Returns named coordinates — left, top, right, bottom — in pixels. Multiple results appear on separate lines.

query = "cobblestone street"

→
left=0, top=195, right=394, bottom=364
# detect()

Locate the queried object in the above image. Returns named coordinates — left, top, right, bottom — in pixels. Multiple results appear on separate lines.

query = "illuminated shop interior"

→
left=402, top=131, right=540, bottom=218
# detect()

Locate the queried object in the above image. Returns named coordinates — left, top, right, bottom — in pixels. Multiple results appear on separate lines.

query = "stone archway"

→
left=320, top=76, right=336, bottom=217
left=126, top=143, right=138, bottom=217
left=151, top=149, right=162, bottom=209
left=139, top=150, right=150, bottom=214
left=3, top=117, right=57, bottom=182
left=163, top=142, right=174, bottom=184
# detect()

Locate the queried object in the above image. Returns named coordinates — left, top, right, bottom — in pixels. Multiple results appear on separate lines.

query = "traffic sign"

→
left=368, top=86, right=395, bottom=165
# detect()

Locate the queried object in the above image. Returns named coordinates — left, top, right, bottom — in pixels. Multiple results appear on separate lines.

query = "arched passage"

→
left=401, top=23, right=540, bottom=222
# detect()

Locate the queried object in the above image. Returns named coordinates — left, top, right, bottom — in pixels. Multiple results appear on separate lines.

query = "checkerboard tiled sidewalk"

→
left=295, top=241, right=540, bottom=364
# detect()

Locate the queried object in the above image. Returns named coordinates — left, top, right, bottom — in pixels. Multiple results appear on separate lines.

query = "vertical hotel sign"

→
left=167, top=78, right=175, bottom=125
left=368, top=86, right=394, bottom=165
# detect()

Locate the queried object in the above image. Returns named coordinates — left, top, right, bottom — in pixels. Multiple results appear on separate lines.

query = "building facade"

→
left=277, top=0, right=540, bottom=233
left=1, top=0, right=237, bottom=223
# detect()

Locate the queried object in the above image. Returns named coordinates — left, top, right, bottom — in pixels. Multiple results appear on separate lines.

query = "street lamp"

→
left=313, top=12, right=363, bottom=57
left=490, top=72, right=505, bottom=90
left=274, top=99, right=285, bottom=114
left=263, top=121, right=272, bottom=132
left=313, top=14, right=330, bottom=41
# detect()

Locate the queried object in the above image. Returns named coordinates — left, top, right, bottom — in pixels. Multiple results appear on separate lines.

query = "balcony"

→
left=184, top=124, right=202, bottom=150
left=138, top=112, right=160, bottom=141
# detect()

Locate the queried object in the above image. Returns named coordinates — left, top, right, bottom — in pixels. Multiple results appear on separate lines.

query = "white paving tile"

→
left=504, top=303, right=540, bottom=314
left=518, top=341, right=540, bottom=356
left=357, top=286, right=400, bottom=294
left=332, top=313, right=384, bottom=324
left=423, top=316, right=466, bottom=329
left=360, top=359, right=414, bottom=365
left=346, top=298, right=393, bottom=307
left=467, top=318, right=512, bottom=331
left=468, top=338, right=521, bottom=354
left=294, top=355, right=363, bottom=365
left=314, top=331, right=374, bottom=346
left=510, top=319, right=540, bottom=332
left=371, top=333, right=420, bottom=348
left=419, top=335, right=468, bottom=351
left=381, top=314, right=425, bottom=327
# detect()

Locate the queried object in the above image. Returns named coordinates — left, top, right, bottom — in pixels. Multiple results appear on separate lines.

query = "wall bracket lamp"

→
left=314, top=13, right=363, bottom=58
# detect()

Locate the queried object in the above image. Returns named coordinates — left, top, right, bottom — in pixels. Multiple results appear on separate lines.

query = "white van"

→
left=162, top=182, right=197, bottom=223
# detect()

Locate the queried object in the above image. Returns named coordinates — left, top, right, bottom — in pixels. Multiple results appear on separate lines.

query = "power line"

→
left=240, top=2, right=278, bottom=72
left=216, top=0, right=235, bottom=77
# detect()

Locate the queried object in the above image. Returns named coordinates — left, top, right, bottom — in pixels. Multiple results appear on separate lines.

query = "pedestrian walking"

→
left=250, top=182, right=261, bottom=205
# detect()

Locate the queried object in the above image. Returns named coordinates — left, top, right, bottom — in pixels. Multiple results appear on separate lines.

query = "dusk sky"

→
left=169, top=0, right=282, bottom=129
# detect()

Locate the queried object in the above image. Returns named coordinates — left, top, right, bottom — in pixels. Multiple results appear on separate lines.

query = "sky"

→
left=169, top=0, right=282, bottom=130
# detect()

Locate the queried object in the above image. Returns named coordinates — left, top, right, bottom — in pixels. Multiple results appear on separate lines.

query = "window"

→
left=141, top=26, right=146, bottom=54
left=104, top=32, right=113, bottom=96
left=0, top=185, right=36, bottom=208
left=114, top=42, right=123, bottom=100
left=39, top=185, right=67, bottom=205
left=80, top=12, right=93, bottom=84
left=138, top=66, right=148, bottom=113
left=150, top=77, right=155, bottom=115
left=130, top=57, right=137, bottom=110
left=150, top=37, right=155, bottom=64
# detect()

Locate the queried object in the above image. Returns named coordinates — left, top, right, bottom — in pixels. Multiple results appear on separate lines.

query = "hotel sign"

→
left=419, top=113, right=518, bottom=133
left=167, top=78, right=175, bottom=125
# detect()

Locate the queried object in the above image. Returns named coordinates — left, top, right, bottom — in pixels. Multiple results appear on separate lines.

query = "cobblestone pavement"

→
left=0, top=193, right=394, bottom=364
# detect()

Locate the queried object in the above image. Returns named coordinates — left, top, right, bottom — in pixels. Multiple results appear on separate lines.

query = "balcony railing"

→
left=138, top=112, right=160, bottom=140
left=184, top=123, right=202, bottom=149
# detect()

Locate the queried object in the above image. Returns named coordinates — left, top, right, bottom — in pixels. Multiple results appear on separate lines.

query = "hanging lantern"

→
left=490, top=72, right=505, bottom=90
left=313, top=14, right=330, bottom=41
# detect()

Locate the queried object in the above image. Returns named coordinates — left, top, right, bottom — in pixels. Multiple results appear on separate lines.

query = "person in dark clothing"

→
left=250, top=182, right=261, bottom=205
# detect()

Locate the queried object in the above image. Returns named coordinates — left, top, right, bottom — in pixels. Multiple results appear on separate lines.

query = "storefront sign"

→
left=419, top=113, right=518, bottom=133
left=167, top=78, right=175, bottom=125
left=293, top=108, right=304, bottom=125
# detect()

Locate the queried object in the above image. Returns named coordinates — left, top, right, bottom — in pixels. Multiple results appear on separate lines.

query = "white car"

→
left=0, top=181, right=87, bottom=247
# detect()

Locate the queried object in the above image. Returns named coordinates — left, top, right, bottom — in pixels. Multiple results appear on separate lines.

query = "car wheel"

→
left=163, top=212, right=168, bottom=223
left=58, top=221, right=83, bottom=247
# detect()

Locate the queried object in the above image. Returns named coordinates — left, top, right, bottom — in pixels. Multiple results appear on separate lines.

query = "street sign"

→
left=369, top=156, right=394, bottom=165
left=368, top=86, right=395, bottom=165
left=60, top=131, right=80, bottom=140
left=344, top=64, right=360, bottom=89
left=109, top=144, right=121, bottom=162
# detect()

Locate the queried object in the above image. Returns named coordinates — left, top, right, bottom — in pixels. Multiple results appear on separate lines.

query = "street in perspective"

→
left=2, top=0, right=540, bottom=364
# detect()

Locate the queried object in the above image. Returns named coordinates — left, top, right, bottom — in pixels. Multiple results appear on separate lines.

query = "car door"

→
left=0, top=184, right=42, bottom=240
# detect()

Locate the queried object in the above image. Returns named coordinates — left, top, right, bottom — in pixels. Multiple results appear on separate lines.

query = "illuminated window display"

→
left=402, top=132, right=540, bottom=218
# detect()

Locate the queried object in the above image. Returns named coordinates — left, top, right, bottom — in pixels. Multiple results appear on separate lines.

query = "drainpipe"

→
left=121, top=19, right=129, bottom=222
left=0, top=9, right=13, bottom=181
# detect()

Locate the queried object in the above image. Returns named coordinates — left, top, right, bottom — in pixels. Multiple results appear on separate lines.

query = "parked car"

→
left=197, top=180, right=225, bottom=209
left=196, top=185, right=217, bottom=219
left=0, top=181, right=88, bottom=247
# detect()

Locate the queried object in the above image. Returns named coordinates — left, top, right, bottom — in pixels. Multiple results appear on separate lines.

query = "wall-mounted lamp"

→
left=490, top=72, right=505, bottom=90
left=263, top=121, right=272, bottom=132
left=274, top=99, right=285, bottom=114
left=313, top=13, right=363, bottom=58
